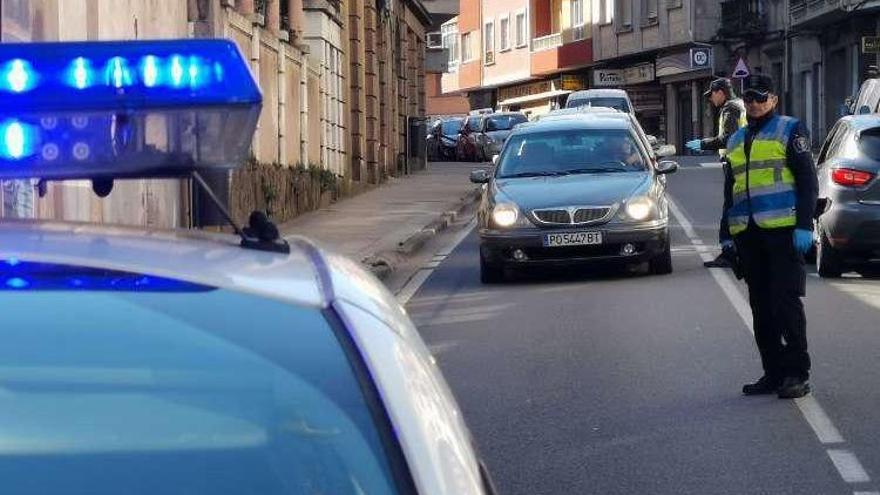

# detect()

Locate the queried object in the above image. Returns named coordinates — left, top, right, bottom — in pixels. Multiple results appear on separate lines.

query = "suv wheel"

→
left=817, top=229, right=844, bottom=278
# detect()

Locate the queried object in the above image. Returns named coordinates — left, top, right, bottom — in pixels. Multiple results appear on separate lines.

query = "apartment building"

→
left=441, top=0, right=593, bottom=118
left=423, top=0, right=471, bottom=115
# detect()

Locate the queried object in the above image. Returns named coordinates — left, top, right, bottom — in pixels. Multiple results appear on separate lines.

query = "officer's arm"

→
left=720, top=161, right=734, bottom=243
left=701, top=105, right=741, bottom=151
left=788, top=123, right=819, bottom=231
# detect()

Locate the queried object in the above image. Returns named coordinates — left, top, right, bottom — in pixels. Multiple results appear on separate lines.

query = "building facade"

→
left=423, top=0, right=471, bottom=115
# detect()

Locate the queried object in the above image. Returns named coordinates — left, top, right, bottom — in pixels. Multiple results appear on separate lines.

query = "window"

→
left=442, top=23, right=460, bottom=70
left=571, top=0, right=586, bottom=40
left=500, top=15, right=511, bottom=51
left=484, top=21, right=495, bottom=65
left=642, top=0, right=659, bottom=24
left=515, top=11, right=528, bottom=48
left=600, top=0, right=614, bottom=24
left=462, top=31, right=474, bottom=62
left=666, top=0, right=682, bottom=9
left=426, top=31, right=442, bottom=49
left=615, top=0, right=633, bottom=29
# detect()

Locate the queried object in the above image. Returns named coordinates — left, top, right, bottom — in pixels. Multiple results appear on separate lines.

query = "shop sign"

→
left=593, top=69, right=625, bottom=87
left=498, top=79, right=553, bottom=101
left=623, top=63, right=655, bottom=85
left=863, top=36, right=880, bottom=54
left=560, top=74, right=586, bottom=91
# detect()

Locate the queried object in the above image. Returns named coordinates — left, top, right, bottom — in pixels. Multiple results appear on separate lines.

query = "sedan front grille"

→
left=533, top=209, right=571, bottom=224
left=573, top=207, right=611, bottom=224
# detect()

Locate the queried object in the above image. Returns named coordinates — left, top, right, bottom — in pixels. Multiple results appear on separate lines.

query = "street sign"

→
left=690, top=48, right=711, bottom=69
left=732, top=57, right=750, bottom=79
left=863, top=36, right=880, bottom=54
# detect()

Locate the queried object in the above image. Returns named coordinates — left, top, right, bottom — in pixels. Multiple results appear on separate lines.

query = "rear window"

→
left=567, top=97, right=629, bottom=113
left=463, top=117, right=482, bottom=132
left=857, top=129, right=880, bottom=160
left=486, top=114, right=527, bottom=131
left=0, top=261, right=403, bottom=495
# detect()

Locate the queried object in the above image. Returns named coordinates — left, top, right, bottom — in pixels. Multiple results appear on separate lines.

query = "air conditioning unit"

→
left=427, top=32, right=443, bottom=49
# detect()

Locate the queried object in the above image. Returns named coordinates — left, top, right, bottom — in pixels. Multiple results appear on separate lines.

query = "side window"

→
left=817, top=124, right=843, bottom=165
left=825, top=125, right=850, bottom=161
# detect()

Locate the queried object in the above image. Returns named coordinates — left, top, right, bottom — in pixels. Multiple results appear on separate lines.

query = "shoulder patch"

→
left=794, top=136, right=811, bottom=154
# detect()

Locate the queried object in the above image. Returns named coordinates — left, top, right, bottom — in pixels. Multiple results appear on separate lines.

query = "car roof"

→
left=569, top=89, right=629, bottom=98
left=515, top=112, right=633, bottom=133
left=840, top=114, right=880, bottom=131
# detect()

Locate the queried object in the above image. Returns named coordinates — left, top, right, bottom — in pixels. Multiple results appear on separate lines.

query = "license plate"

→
left=543, top=231, right=603, bottom=247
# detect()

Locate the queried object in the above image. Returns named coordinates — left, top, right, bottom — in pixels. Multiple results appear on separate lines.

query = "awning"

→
left=498, top=89, right=572, bottom=107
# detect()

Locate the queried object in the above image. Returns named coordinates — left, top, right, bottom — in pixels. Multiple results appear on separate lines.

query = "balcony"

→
left=718, top=0, right=766, bottom=39
left=788, top=0, right=880, bottom=27
left=532, top=32, right=563, bottom=52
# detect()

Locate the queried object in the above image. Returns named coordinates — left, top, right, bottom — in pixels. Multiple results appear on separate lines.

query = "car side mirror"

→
left=656, top=160, right=679, bottom=174
left=655, top=144, right=677, bottom=158
left=492, top=155, right=500, bottom=165
left=858, top=105, right=872, bottom=115
left=470, top=169, right=492, bottom=184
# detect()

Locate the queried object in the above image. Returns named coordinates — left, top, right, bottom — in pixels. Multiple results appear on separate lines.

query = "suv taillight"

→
left=832, top=168, right=874, bottom=187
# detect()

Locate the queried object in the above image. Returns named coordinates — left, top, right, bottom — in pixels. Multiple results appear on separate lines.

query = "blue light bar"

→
left=0, top=39, right=262, bottom=181
left=0, top=39, right=260, bottom=112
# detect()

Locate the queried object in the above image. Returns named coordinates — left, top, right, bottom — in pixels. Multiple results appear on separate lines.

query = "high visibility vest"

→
left=726, top=115, right=799, bottom=236
left=718, top=99, right=748, bottom=157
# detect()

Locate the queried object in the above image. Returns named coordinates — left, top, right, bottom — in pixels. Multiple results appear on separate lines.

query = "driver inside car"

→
left=598, top=134, right=643, bottom=168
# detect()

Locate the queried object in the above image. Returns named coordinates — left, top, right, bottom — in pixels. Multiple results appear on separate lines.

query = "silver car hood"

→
left=494, top=172, right=650, bottom=210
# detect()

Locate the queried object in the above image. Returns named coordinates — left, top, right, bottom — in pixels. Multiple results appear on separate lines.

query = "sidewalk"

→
left=280, top=162, right=483, bottom=279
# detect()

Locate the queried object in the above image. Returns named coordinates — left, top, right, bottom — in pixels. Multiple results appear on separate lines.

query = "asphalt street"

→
left=403, top=158, right=880, bottom=495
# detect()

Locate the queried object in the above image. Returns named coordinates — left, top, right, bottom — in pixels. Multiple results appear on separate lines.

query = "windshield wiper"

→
left=562, top=167, right=628, bottom=174
left=500, top=171, right=570, bottom=178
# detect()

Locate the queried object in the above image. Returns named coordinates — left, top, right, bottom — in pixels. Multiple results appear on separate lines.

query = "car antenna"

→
left=191, top=170, right=290, bottom=254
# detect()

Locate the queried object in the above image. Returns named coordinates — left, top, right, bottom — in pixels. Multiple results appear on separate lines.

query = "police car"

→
left=0, top=40, right=495, bottom=494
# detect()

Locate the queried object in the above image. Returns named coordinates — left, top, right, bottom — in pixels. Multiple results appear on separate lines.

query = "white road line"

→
left=828, top=450, right=872, bottom=483
left=668, top=197, right=870, bottom=486
left=700, top=162, right=724, bottom=168
left=795, top=396, right=845, bottom=444
left=853, top=491, right=880, bottom=495
left=396, top=217, right=477, bottom=305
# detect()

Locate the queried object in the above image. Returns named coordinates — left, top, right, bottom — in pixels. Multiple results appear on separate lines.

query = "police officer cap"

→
left=703, top=78, right=733, bottom=97
left=743, top=74, right=775, bottom=95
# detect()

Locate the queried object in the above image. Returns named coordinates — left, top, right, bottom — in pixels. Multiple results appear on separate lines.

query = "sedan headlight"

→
left=623, top=197, right=654, bottom=221
left=492, top=203, right=519, bottom=227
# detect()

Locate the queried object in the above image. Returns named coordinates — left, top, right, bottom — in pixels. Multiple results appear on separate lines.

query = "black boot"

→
left=704, top=253, right=732, bottom=268
left=742, top=375, right=781, bottom=395
left=778, top=377, right=811, bottom=399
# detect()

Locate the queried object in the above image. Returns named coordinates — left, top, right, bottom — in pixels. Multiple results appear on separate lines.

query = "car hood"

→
left=486, top=130, right=513, bottom=141
left=493, top=172, right=650, bottom=210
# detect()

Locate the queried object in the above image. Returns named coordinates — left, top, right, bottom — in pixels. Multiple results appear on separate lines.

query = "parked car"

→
left=848, top=78, right=880, bottom=115
left=565, top=89, right=636, bottom=114
left=813, top=114, right=880, bottom=277
left=456, top=115, right=484, bottom=162
left=469, top=111, right=678, bottom=283
left=427, top=117, right=463, bottom=161
left=473, top=112, right=528, bottom=161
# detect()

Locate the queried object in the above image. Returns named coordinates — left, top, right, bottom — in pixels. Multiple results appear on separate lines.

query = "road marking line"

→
left=668, top=197, right=869, bottom=486
left=397, top=217, right=477, bottom=305
left=795, top=396, right=845, bottom=444
left=854, top=491, right=880, bottom=495
left=828, top=450, right=872, bottom=483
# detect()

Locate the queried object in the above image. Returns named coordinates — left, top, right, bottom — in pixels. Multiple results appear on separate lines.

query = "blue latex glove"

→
left=793, top=228, right=813, bottom=254
left=685, top=139, right=702, bottom=152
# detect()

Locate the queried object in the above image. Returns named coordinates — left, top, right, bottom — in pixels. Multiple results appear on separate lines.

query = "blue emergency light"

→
left=0, top=39, right=261, bottom=180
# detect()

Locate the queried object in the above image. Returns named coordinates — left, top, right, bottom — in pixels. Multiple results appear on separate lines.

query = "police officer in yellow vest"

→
left=723, top=74, right=818, bottom=399
left=685, top=78, right=747, bottom=268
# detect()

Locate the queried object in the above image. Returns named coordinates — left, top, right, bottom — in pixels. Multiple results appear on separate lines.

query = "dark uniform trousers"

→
left=735, top=220, right=811, bottom=381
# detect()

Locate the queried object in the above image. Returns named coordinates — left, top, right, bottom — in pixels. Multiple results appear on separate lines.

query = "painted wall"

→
left=482, top=0, right=532, bottom=89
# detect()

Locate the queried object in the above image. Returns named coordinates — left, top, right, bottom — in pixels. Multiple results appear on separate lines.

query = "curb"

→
left=363, top=187, right=481, bottom=280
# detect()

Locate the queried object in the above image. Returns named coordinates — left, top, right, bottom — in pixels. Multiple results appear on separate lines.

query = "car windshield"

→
left=568, top=97, right=629, bottom=112
left=463, top=117, right=481, bottom=132
left=496, top=129, right=648, bottom=178
left=441, top=119, right=463, bottom=135
left=486, top=114, right=527, bottom=131
left=0, top=262, right=402, bottom=495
